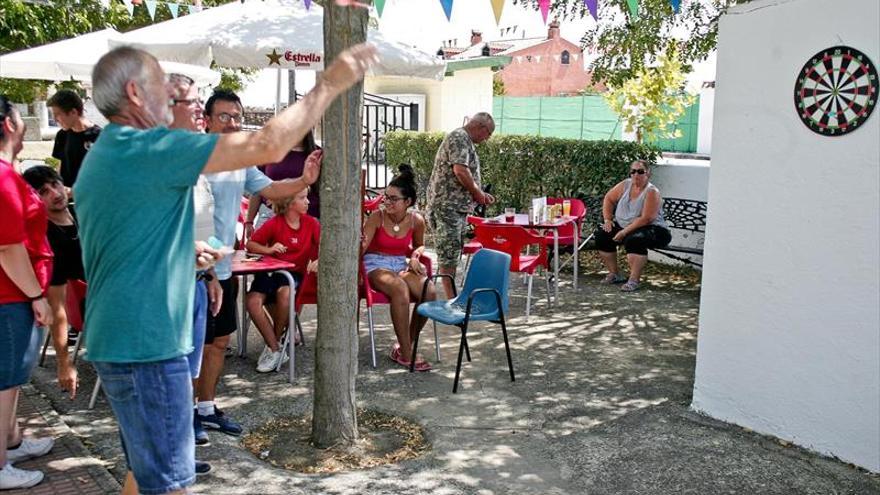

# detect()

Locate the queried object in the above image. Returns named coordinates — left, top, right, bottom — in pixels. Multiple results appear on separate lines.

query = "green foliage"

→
left=0, top=0, right=252, bottom=102
left=604, top=48, right=695, bottom=143
left=492, top=75, right=506, bottom=96
left=385, top=131, right=658, bottom=214
left=513, top=0, right=741, bottom=87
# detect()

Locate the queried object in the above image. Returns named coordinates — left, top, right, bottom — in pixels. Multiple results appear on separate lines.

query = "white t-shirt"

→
left=193, top=175, right=215, bottom=242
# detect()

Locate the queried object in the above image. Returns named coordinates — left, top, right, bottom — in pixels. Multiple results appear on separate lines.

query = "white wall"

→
left=650, top=159, right=710, bottom=265
left=696, top=88, right=714, bottom=155
left=692, top=0, right=880, bottom=473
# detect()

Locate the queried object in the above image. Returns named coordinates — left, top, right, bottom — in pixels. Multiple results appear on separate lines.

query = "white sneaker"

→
left=256, top=348, right=282, bottom=373
left=0, top=463, right=44, bottom=490
left=6, top=437, right=53, bottom=463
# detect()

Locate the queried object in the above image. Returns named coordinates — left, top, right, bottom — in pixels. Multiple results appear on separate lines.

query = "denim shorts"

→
left=187, top=280, right=208, bottom=379
left=0, top=302, right=43, bottom=391
left=94, top=357, right=195, bottom=495
left=364, top=253, right=407, bottom=274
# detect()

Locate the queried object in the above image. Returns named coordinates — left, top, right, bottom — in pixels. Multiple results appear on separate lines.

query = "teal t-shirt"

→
left=74, top=123, right=219, bottom=363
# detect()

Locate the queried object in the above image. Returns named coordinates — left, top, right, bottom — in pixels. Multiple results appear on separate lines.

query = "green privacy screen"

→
left=492, top=96, right=699, bottom=153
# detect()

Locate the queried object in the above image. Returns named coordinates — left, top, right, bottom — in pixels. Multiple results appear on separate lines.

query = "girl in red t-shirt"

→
left=245, top=188, right=319, bottom=373
left=0, top=97, right=54, bottom=489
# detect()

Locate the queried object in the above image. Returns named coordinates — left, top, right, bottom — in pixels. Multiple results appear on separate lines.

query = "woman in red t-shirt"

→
left=362, top=165, right=437, bottom=371
left=245, top=188, right=320, bottom=373
left=0, top=96, right=55, bottom=489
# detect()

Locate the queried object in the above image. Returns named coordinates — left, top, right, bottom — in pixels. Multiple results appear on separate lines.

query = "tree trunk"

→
left=311, top=1, right=367, bottom=448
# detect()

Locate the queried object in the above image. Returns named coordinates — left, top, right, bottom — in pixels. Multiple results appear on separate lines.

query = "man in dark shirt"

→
left=47, top=90, right=101, bottom=190
left=22, top=165, right=83, bottom=399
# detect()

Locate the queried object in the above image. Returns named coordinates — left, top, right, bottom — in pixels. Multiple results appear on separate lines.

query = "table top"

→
left=484, top=213, right=576, bottom=229
left=230, top=250, right=297, bottom=276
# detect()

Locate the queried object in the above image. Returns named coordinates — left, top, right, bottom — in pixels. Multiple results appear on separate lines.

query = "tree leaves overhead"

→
left=512, top=0, right=740, bottom=87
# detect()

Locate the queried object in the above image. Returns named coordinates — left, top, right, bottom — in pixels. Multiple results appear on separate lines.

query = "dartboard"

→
left=794, top=46, right=877, bottom=136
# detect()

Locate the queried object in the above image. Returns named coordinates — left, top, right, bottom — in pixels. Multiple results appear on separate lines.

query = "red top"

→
left=0, top=159, right=53, bottom=303
left=366, top=211, right=413, bottom=257
left=249, top=214, right=320, bottom=275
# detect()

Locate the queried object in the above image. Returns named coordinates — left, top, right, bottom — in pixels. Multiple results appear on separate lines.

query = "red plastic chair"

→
left=543, top=198, right=587, bottom=246
left=474, top=224, right=550, bottom=318
left=462, top=215, right=485, bottom=274
left=39, top=279, right=87, bottom=367
left=359, top=254, right=435, bottom=367
left=362, top=194, right=384, bottom=214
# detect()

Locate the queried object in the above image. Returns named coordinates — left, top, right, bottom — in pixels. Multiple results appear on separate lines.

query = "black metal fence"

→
left=243, top=92, right=419, bottom=190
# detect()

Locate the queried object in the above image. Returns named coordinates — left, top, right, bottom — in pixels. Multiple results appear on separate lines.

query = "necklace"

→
left=387, top=211, right=407, bottom=233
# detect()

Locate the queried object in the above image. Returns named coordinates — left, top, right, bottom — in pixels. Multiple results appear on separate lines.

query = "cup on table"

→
left=562, top=200, right=572, bottom=217
left=504, top=207, right=516, bottom=222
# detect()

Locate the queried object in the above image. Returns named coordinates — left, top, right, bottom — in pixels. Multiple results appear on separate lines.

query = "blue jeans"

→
left=187, top=280, right=208, bottom=379
left=94, top=357, right=195, bottom=494
left=0, top=302, right=43, bottom=391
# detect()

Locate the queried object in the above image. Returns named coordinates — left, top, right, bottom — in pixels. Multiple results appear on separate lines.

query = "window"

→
left=561, top=50, right=570, bottom=65
left=482, top=44, right=491, bottom=57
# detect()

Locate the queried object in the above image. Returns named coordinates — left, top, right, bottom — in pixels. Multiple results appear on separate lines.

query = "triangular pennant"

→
left=145, top=0, right=157, bottom=20
left=168, top=2, right=179, bottom=18
left=626, top=0, right=638, bottom=19
left=304, top=0, right=312, bottom=10
left=374, top=0, right=386, bottom=17
left=584, top=0, right=598, bottom=21
left=191, top=4, right=202, bottom=13
left=490, top=0, right=504, bottom=25
left=669, top=0, right=680, bottom=13
left=439, top=0, right=453, bottom=21
left=538, top=0, right=550, bottom=24
left=122, top=0, right=134, bottom=16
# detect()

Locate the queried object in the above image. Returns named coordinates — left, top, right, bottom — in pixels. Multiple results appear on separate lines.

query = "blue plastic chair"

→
left=413, top=249, right=515, bottom=393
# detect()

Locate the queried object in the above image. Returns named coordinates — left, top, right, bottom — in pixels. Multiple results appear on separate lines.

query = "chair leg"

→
left=433, top=321, right=440, bottom=362
left=89, top=376, right=102, bottom=410
left=545, top=268, right=552, bottom=307
left=453, top=323, right=469, bottom=394
left=526, top=274, right=533, bottom=318
left=499, top=310, right=515, bottom=383
left=463, top=334, right=471, bottom=362
left=39, top=331, right=51, bottom=367
left=71, top=332, right=84, bottom=366
left=367, top=307, right=377, bottom=368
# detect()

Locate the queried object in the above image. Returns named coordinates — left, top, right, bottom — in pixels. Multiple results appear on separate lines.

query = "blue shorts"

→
left=0, top=302, right=43, bottom=391
left=364, top=253, right=407, bottom=274
left=94, top=357, right=195, bottom=495
left=187, top=280, right=207, bottom=379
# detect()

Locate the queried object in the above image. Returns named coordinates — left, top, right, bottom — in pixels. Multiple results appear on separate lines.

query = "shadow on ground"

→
left=30, top=258, right=879, bottom=494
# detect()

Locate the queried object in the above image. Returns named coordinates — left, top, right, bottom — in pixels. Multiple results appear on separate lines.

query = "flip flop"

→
left=389, top=350, right=432, bottom=372
left=602, top=273, right=626, bottom=284
left=620, top=280, right=640, bottom=292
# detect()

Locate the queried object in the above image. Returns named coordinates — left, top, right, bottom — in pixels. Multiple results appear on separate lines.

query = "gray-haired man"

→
left=74, top=45, right=377, bottom=495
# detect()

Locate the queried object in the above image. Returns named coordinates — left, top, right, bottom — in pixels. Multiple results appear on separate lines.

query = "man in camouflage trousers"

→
left=425, top=112, right=496, bottom=298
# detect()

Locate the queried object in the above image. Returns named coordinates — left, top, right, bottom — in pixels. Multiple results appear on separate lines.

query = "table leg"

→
left=553, top=230, right=559, bottom=304
left=274, top=270, right=298, bottom=384
left=237, top=275, right=248, bottom=357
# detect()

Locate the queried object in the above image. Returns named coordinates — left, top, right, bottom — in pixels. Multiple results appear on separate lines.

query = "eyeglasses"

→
left=215, top=112, right=243, bottom=124
left=383, top=195, right=406, bottom=203
left=630, top=169, right=647, bottom=175
left=172, top=98, right=202, bottom=107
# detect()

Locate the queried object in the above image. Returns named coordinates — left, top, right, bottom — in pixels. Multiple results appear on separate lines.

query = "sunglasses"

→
left=173, top=98, right=202, bottom=107
left=630, top=169, right=647, bottom=175
left=215, top=112, right=243, bottom=124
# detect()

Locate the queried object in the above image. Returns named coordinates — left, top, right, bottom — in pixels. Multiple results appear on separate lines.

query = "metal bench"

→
left=581, top=195, right=707, bottom=267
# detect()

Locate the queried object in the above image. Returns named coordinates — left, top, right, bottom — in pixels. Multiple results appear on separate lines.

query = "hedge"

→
left=384, top=131, right=659, bottom=215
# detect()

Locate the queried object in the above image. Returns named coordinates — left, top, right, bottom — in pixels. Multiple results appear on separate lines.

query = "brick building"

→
left=438, top=21, right=600, bottom=97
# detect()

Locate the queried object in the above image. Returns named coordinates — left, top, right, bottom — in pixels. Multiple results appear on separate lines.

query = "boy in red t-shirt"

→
left=245, top=188, right=319, bottom=373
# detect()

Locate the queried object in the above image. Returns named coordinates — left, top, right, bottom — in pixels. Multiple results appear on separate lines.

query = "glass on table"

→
left=504, top=207, right=516, bottom=222
left=562, top=199, right=572, bottom=217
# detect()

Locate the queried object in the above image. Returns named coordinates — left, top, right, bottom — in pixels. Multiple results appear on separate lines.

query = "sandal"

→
left=389, top=349, right=432, bottom=372
left=620, top=280, right=640, bottom=292
left=602, top=273, right=626, bottom=284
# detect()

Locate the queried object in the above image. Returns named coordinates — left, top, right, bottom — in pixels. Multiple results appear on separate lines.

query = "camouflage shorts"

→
left=428, top=209, right=467, bottom=269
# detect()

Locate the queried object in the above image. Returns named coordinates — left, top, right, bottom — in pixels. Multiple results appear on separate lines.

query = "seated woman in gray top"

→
left=592, top=160, right=671, bottom=292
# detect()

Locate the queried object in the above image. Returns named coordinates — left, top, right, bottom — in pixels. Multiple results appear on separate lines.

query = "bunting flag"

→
left=584, top=0, right=598, bottom=21
left=304, top=0, right=312, bottom=10
left=189, top=3, right=202, bottom=13
left=669, top=0, right=680, bottom=13
left=490, top=0, right=504, bottom=25
left=626, top=0, right=639, bottom=18
left=122, top=0, right=134, bottom=16
left=538, top=0, right=550, bottom=24
left=145, top=0, right=157, bottom=20
left=167, top=2, right=179, bottom=18
left=439, top=0, right=453, bottom=20
left=374, top=0, right=385, bottom=17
